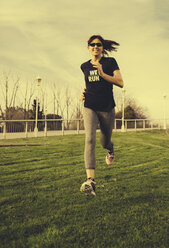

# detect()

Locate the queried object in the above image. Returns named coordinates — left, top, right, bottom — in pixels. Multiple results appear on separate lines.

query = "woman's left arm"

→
left=93, top=62, right=124, bottom=88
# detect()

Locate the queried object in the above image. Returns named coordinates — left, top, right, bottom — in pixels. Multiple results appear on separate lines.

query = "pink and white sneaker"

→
left=106, top=152, right=114, bottom=165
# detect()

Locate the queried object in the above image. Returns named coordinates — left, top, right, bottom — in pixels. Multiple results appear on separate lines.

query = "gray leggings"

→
left=83, top=107, right=115, bottom=170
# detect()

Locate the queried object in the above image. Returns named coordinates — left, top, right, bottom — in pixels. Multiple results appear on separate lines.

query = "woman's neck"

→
left=91, top=55, right=102, bottom=63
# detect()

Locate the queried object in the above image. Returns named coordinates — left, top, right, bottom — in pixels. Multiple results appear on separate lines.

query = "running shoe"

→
left=80, top=178, right=96, bottom=196
left=106, top=152, right=114, bottom=165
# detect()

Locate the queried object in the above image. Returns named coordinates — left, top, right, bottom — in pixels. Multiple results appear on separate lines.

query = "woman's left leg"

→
left=98, top=108, right=115, bottom=153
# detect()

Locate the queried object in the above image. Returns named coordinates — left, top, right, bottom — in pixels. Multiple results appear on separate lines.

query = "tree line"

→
left=0, top=72, right=148, bottom=125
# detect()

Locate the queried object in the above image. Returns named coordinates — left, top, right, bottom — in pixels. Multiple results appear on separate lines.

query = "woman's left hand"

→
left=92, top=62, right=104, bottom=77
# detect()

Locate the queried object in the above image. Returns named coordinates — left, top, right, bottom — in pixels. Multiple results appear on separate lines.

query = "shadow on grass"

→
left=0, top=222, right=49, bottom=244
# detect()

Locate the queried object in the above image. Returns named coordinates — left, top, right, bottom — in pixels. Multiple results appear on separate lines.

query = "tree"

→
left=23, top=80, right=34, bottom=119
left=46, top=114, right=62, bottom=130
left=115, top=98, right=148, bottom=119
left=51, top=86, right=65, bottom=117
left=73, top=99, right=83, bottom=119
left=32, top=99, right=43, bottom=119
left=0, top=105, right=4, bottom=119
left=2, top=106, right=33, bottom=132
left=0, top=72, right=20, bottom=120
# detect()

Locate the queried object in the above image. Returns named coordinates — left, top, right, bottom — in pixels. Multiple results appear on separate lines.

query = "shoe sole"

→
left=80, top=183, right=96, bottom=196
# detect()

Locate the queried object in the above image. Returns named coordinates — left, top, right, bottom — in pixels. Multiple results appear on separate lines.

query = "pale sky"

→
left=0, top=0, right=169, bottom=119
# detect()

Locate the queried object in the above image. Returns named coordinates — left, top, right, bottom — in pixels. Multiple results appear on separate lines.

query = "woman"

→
left=80, top=35, right=124, bottom=196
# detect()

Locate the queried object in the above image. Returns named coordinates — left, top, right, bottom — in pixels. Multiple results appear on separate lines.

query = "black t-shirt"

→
left=80, top=57, right=119, bottom=112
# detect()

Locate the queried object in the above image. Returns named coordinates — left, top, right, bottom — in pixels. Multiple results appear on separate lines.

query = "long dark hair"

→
left=88, top=35, right=120, bottom=56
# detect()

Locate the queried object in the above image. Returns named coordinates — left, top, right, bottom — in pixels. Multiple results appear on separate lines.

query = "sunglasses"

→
left=89, top=43, right=103, bottom=47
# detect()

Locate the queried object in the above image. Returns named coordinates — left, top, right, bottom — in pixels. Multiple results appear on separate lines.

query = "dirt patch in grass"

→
left=0, top=143, right=44, bottom=147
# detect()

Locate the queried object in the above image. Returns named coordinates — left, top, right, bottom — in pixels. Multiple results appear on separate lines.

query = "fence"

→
left=0, top=118, right=168, bottom=139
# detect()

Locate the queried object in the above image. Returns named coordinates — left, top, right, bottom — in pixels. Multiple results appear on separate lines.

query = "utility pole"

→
left=5, top=76, right=8, bottom=120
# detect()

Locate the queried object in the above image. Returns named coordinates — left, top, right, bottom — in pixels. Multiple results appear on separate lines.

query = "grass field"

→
left=0, top=130, right=169, bottom=248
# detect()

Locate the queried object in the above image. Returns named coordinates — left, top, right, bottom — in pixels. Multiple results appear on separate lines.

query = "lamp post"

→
left=44, top=92, right=47, bottom=137
left=121, top=88, right=126, bottom=132
left=163, top=94, right=167, bottom=130
left=34, top=76, right=42, bottom=137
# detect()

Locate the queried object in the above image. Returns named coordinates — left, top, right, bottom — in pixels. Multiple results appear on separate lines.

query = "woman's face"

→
left=88, top=38, right=103, bottom=57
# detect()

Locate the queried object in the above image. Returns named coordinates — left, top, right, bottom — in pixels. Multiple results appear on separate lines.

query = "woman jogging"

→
left=80, top=35, right=124, bottom=196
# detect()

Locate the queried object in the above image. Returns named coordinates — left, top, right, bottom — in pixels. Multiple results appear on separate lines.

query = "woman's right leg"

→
left=80, top=107, right=98, bottom=196
left=83, top=107, right=99, bottom=178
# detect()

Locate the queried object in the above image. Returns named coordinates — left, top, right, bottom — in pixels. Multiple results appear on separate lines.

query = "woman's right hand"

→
left=81, top=88, right=86, bottom=101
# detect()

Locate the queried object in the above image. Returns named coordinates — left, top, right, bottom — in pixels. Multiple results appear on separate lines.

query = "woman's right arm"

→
left=81, top=88, right=86, bottom=101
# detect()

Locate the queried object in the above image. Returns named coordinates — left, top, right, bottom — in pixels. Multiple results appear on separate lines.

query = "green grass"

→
left=0, top=130, right=169, bottom=248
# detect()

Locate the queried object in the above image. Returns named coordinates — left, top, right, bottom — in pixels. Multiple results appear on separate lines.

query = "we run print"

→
left=88, top=70, right=100, bottom=82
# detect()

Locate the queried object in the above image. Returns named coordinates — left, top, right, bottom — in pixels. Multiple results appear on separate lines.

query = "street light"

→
left=34, top=76, right=42, bottom=137
left=121, top=88, right=126, bottom=132
left=163, top=94, right=167, bottom=130
left=44, top=92, right=47, bottom=137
